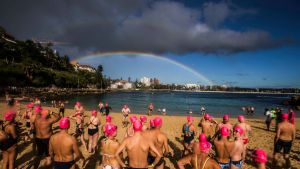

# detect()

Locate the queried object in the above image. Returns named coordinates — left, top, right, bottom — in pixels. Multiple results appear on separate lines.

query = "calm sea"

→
left=61, top=91, right=298, bottom=118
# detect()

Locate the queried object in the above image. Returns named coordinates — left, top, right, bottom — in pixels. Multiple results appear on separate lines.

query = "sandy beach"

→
left=0, top=103, right=299, bottom=169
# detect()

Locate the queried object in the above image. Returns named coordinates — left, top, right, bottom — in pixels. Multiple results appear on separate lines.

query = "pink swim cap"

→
left=105, top=124, right=118, bottom=136
left=91, top=110, right=97, bottom=117
left=204, top=114, right=210, bottom=120
left=154, top=117, right=163, bottom=127
left=41, top=109, right=49, bottom=119
left=4, top=111, right=16, bottom=121
left=140, top=116, right=147, bottom=123
left=208, top=116, right=212, bottom=121
left=238, top=115, right=245, bottom=122
left=75, top=101, right=81, bottom=107
left=199, top=141, right=212, bottom=154
left=106, top=115, right=112, bottom=123
left=220, top=127, right=230, bottom=137
left=130, top=116, right=138, bottom=123
left=59, top=117, right=70, bottom=129
left=34, top=106, right=42, bottom=113
left=223, top=114, right=229, bottom=121
left=150, top=118, right=155, bottom=128
left=199, top=133, right=207, bottom=143
left=282, top=113, right=289, bottom=120
left=26, top=103, right=34, bottom=109
left=187, top=115, right=194, bottom=122
left=252, top=149, right=268, bottom=163
left=234, top=126, right=244, bottom=135
left=133, top=120, right=143, bottom=132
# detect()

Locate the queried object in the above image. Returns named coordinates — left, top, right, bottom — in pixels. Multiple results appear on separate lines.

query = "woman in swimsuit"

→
left=71, top=104, right=87, bottom=151
left=1, top=111, right=18, bottom=169
left=100, top=124, right=120, bottom=169
left=124, top=116, right=138, bottom=138
left=88, top=110, right=100, bottom=154
left=22, top=103, right=34, bottom=141
left=182, top=116, right=196, bottom=156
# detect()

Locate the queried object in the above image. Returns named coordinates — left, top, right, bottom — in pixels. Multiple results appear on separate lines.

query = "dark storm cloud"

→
left=0, top=0, right=292, bottom=57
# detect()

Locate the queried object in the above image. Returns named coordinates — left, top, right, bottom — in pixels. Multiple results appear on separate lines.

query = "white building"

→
left=185, top=83, right=198, bottom=88
left=140, top=77, right=151, bottom=87
left=110, top=80, right=133, bottom=90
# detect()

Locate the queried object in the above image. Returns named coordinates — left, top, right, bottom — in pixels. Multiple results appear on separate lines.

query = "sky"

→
left=1, top=0, right=300, bottom=87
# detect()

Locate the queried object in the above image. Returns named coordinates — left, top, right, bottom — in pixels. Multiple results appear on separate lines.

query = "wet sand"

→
left=0, top=104, right=299, bottom=169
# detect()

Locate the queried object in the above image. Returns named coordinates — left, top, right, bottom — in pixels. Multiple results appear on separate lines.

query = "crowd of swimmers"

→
left=0, top=99, right=297, bottom=169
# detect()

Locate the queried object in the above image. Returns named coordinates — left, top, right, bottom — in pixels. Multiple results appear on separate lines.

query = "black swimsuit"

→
left=75, top=123, right=84, bottom=135
left=88, top=119, right=99, bottom=136
left=53, top=160, right=75, bottom=169
left=0, top=125, right=17, bottom=151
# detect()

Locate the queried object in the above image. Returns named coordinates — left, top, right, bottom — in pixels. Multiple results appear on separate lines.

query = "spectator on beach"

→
left=121, top=104, right=131, bottom=127
left=288, top=108, right=295, bottom=124
left=148, top=103, right=154, bottom=116
left=34, top=97, right=41, bottom=106
left=58, top=101, right=65, bottom=117
left=275, top=107, right=282, bottom=131
left=273, top=113, right=295, bottom=168
left=6, top=96, right=15, bottom=108
left=98, top=101, right=104, bottom=115
left=104, top=102, right=112, bottom=116
left=200, top=106, right=206, bottom=115
left=162, top=108, right=167, bottom=115
left=250, top=106, right=255, bottom=115
left=264, top=108, right=273, bottom=131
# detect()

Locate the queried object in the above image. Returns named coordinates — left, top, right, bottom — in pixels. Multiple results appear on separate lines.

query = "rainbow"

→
left=73, top=51, right=213, bottom=86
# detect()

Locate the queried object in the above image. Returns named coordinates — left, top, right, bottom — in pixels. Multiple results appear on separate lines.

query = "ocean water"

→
left=63, top=91, right=297, bottom=118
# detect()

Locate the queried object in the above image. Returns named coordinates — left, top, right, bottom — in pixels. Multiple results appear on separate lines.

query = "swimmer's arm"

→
left=275, top=127, right=281, bottom=142
left=163, top=136, right=170, bottom=156
left=115, top=139, right=127, bottom=167
left=292, top=126, right=296, bottom=141
left=9, top=125, right=17, bottom=139
left=49, top=138, right=54, bottom=159
left=72, top=136, right=84, bottom=161
left=177, top=154, right=192, bottom=169
left=49, top=111, right=61, bottom=124
left=149, top=142, right=162, bottom=167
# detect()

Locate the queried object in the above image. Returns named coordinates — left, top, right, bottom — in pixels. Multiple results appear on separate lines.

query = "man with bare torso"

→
left=144, top=117, right=170, bottom=169
left=217, top=114, right=233, bottom=132
left=122, top=105, right=131, bottom=127
left=235, top=115, right=251, bottom=156
left=273, top=113, right=295, bottom=168
left=49, top=117, right=84, bottom=169
left=214, top=127, right=233, bottom=169
left=116, top=120, right=162, bottom=168
left=178, top=134, right=220, bottom=169
left=34, top=108, right=60, bottom=169
left=230, top=126, right=245, bottom=169
left=199, top=113, right=215, bottom=141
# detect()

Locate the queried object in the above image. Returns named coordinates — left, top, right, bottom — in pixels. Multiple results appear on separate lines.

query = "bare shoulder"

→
left=208, top=158, right=221, bottom=169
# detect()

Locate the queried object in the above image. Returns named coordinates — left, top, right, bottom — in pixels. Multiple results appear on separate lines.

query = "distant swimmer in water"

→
left=230, top=126, right=245, bottom=169
left=273, top=113, right=295, bottom=168
left=1, top=111, right=18, bottom=169
left=148, top=103, right=154, bottom=116
left=178, top=133, right=220, bottom=169
left=182, top=116, right=196, bottom=156
left=34, top=108, right=60, bottom=169
left=100, top=124, right=120, bottom=169
left=87, top=110, right=100, bottom=154
left=122, top=104, right=131, bottom=127
left=115, top=120, right=162, bottom=168
left=49, top=117, right=85, bottom=169
left=252, top=149, right=268, bottom=169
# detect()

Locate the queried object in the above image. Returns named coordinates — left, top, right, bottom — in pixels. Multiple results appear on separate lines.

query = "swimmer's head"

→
left=91, top=110, right=97, bottom=117
left=34, top=106, right=42, bottom=114
left=105, top=124, right=118, bottom=137
left=223, top=114, right=229, bottom=122
left=234, top=126, right=244, bottom=136
left=199, top=141, right=212, bottom=154
left=282, top=113, right=289, bottom=120
left=187, top=115, right=194, bottom=123
left=130, top=116, right=138, bottom=124
left=106, top=115, right=112, bottom=123
left=140, top=115, right=147, bottom=123
left=133, top=120, right=143, bottom=132
left=220, top=127, right=230, bottom=137
left=238, top=115, right=245, bottom=122
left=4, top=111, right=16, bottom=121
left=124, top=104, right=128, bottom=108
left=150, top=118, right=155, bottom=128
left=204, top=114, right=210, bottom=120
left=105, top=102, right=109, bottom=106
left=59, top=117, right=70, bottom=129
left=154, top=117, right=163, bottom=127
left=75, top=101, right=81, bottom=107
left=252, top=149, right=267, bottom=163
left=199, top=133, right=207, bottom=143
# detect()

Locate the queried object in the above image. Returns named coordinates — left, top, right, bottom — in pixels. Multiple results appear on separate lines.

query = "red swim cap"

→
left=34, top=106, right=42, bottom=113
left=105, top=124, right=117, bottom=136
left=282, top=113, right=289, bottom=120
left=130, top=116, right=138, bottom=123
left=4, top=111, right=16, bottom=121
left=204, top=114, right=210, bottom=120
left=223, top=114, right=229, bottom=121
left=59, top=117, right=70, bottom=129
left=234, top=126, right=244, bottom=135
left=199, top=133, right=207, bottom=143
left=106, top=115, right=112, bottom=123
left=75, top=101, right=81, bottom=107
left=199, top=141, right=212, bottom=154
left=154, top=117, right=163, bottom=127
left=91, top=110, right=97, bottom=117
left=140, top=116, right=147, bottom=123
left=252, top=149, right=268, bottom=163
left=187, top=115, right=194, bottom=122
left=133, top=120, right=143, bottom=132
left=220, top=127, right=230, bottom=137
left=238, top=115, right=245, bottom=122
left=150, top=118, right=155, bottom=128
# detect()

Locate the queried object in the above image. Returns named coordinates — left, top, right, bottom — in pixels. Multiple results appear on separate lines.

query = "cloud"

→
left=0, top=0, right=292, bottom=57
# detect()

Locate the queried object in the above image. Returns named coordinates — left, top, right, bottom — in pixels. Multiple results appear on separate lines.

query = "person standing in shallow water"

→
left=104, top=102, right=112, bottom=116
left=148, top=103, right=154, bottom=116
